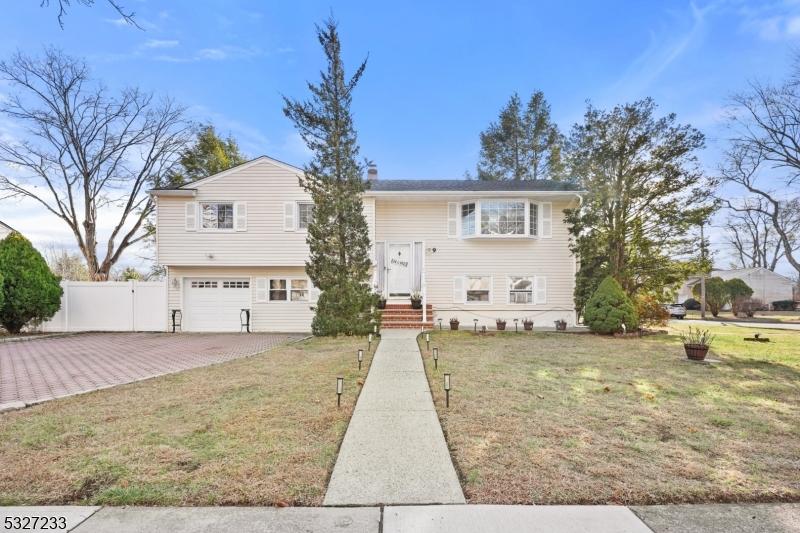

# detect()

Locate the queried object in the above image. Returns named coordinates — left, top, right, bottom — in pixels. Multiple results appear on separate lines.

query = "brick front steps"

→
left=379, top=303, right=435, bottom=330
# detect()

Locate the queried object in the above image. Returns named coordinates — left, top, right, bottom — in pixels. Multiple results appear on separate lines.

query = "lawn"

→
left=0, top=336, right=374, bottom=506
left=420, top=326, right=800, bottom=505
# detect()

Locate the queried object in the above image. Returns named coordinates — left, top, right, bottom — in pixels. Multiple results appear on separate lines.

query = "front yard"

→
left=421, top=326, right=800, bottom=505
left=0, top=337, right=374, bottom=506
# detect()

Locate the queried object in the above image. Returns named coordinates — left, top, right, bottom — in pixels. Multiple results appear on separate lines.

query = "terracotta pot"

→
left=684, top=344, right=709, bottom=360
left=450, top=321, right=460, bottom=330
left=523, top=322, right=533, bottom=331
left=556, top=322, right=567, bottom=331
left=411, top=299, right=423, bottom=310
left=496, top=322, right=506, bottom=331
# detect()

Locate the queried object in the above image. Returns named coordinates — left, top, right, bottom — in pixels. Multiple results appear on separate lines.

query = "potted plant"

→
left=496, top=318, right=507, bottom=331
left=376, top=293, right=387, bottom=310
left=410, top=291, right=423, bottom=310
left=680, top=327, right=715, bottom=361
left=555, top=319, right=567, bottom=331
left=449, top=317, right=460, bottom=330
left=522, top=318, right=534, bottom=331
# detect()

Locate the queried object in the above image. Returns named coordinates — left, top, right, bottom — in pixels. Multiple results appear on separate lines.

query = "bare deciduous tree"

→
left=40, top=0, right=139, bottom=29
left=721, top=53, right=800, bottom=279
left=0, top=48, right=192, bottom=281
left=723, top=196, right=799, bottom=271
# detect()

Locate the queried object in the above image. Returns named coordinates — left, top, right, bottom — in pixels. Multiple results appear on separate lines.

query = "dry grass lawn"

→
left=0, top=336, right=374, bottom=506
left=420, top=325, right=800, bottom=505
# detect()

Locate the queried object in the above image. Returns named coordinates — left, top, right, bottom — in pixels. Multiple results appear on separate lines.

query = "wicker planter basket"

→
left=684, top=344, right=709, bottom=361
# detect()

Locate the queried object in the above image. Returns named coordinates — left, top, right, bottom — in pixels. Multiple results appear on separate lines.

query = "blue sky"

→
left=1, top=0, right=799, bottom=274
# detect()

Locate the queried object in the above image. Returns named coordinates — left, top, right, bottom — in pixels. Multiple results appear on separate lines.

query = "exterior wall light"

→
left=433, top=347, right=438, bottom=369
left=337, top=376, right=344, bottom=407
left=444, top=373, right=451, bottom=408
left=358, top=349, right=364, bottom=370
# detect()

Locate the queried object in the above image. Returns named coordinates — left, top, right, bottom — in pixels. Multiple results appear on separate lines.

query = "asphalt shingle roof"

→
left=367, top=179, right=581, bottom=192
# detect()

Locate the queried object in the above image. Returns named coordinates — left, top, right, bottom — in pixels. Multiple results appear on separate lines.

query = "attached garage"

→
left=183, top=278, right=251, bottom=332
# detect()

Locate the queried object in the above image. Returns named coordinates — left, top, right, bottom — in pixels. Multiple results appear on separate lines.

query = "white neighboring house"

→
left=147, top=156, right=585, bottom=333
left=0, top=221, right=15, bottom=240
left=677, top=267, right=795, bottom=308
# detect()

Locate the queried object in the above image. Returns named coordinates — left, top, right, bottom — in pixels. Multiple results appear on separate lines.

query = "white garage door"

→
left=184, top=278, right=251, bottom=332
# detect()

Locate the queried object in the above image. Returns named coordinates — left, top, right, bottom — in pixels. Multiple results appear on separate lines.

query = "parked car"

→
left=682, top=298, right=701, bottom=311
left=662, top=303, right=686, bottom=319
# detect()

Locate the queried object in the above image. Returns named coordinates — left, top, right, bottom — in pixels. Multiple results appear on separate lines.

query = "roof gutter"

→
left=147, top=189, right=197, bottom=197
left=363, top=190, right=587, bottom=198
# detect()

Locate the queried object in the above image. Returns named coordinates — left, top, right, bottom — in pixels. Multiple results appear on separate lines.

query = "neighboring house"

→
left=0, top=221, right=15, bottom=240
left=148, top=156, right=584, bottom=332
left=677, top=267, right=794, bottom=308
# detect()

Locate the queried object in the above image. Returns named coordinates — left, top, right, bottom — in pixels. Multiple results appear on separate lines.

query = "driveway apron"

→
left=323, top=329, right=465, bottom=506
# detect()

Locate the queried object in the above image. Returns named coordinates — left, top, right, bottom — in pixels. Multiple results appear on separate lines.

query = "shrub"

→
left=737, top=297, right=765, bottom=318
left=691, top=277, right=728, bottom=317
left=0, top=232, right=63, bottom=334
left=583, top=277, right=639, bottom=334
left=726, top=278, right=754, bottom=316
left=772, top=300, right=798, bottom=311
left=634, top=294, right=669, bottom=327
left=682, top=298, right=701, bottom=310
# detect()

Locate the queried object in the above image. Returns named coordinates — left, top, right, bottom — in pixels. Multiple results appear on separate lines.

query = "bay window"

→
left=458, top=200, right=537, bottom=237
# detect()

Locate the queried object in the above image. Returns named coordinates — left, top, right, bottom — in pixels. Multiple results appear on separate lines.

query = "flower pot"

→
left=684, top=344, right=709, bottom=360
left=523, top=322, right=533, bottom=331
left=411, top=299, right=423, bottom=310
left=377, top=300, right=387, bottom=310
left=496, top=322, right=506, bottom=331
left=556, top=322, right=567, bottom=331
left=450, top=321, right=460, bottom=330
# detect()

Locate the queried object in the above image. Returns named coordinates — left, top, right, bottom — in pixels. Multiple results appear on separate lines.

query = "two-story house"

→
left=148, top=156, right=584, bottom=332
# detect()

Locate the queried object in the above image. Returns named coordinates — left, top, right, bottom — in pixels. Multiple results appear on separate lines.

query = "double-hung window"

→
left=297, top=203, right=314, bottom=231
left=466, top=276, right=491, bottom=302
left=269, top=279, right=287, bottom=301
left=509, top=276, right=533, bottom=303
left=291, top=279, right=309, bottom=301
left=266, top=278, right=312, bottom=302
left=461, top=203, right=476, bottom=236
left=201, top=203, right=234, bottom=229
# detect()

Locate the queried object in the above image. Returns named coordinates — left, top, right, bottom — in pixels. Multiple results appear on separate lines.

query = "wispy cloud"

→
left=607, top=2, right=712, bottom=99
left=737, top=0, right=800, bottom=40
left=198, top=48, right=227, bottom=60
left=153, top=45, right=290, bottom=63
left=142, top=39, right=179, bottom=49
left=105, top=17, right=130, bottom=27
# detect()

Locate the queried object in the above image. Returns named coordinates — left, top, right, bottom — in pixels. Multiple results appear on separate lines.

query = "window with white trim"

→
left=529, top=202, right=538, bottom=237
left=267, top=278, right=312, bottom=302
left=461, top=203, right=476, bottom=236
left=466, top=276, right=491, bottom=303
left=269, top=279, right=287, bottom=301
left=509, top=276, right=533, bottom=303
left=297, top=203, right=314, bottom=230
left=459, top=201, right=533, bottom=237
left=201, top=203, right=233, bottom=229
left=291, top=279, right=309, bottom=301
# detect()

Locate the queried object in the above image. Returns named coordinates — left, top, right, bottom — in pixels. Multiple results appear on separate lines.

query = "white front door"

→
left=184, top=278, right=250, bottom=332
left=387, top=243, right=412, bottom=297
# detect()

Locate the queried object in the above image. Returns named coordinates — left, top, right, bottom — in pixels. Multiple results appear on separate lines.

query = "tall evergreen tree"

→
left=282, top=15, right=379, bottom=336
left=471, top=91, right=563, bottom=180
left=564, top=99, right=716, bottom=318
left=170, top=124, right=248, bottom=184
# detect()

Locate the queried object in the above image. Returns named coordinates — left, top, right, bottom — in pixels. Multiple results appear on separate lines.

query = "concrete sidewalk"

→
left=323, top=329, right=465, bottom=506
left=3, top=504, right=799, bottom=532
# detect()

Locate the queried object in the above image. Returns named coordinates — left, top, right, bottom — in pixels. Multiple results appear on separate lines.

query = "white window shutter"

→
left=447, top=202, right=458, bottom=238
left=453, top=276, right=465, bottom=303
left=310, top=285, right=321, bottom=303
left=535, top=276, right=547, bottom=304
left=185, top=202, right=197, bottom=231
left=284, top=202, right=295, bottom=231
left=235, top=202, right=247, bottom=231
left=256, top=278, right=267, bottom=302
left=541, top=202, right=552, bottom=238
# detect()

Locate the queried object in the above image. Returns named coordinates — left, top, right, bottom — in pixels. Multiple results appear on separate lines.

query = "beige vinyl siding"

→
left=157, top=159, right=377, bottom=267
left=373, top=199, right=578, bottom=325
left=167, top=266, right=314, bottom=332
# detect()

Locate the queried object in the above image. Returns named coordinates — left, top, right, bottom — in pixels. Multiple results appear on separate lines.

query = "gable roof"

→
left=0, top=221, right=16, bottom=233
left=367, top=179, right=582, bottom=193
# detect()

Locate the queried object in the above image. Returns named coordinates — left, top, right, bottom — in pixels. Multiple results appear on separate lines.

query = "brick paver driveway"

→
left=0, top=332, right=307, bottom=407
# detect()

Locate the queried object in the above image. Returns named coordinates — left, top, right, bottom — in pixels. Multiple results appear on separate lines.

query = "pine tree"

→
left=170, top=124, right=248, bottom=184
left=471, top=91, right=563, bottom=180
left=282, top=15, right=379, bottom=336
left=0, top=232, right=63, bottom=333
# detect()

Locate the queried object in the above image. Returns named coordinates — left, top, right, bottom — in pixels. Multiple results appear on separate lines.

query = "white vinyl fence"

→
left=43, top=280, right=167, bottom=332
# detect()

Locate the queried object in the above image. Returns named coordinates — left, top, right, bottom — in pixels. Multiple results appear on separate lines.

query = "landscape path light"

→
left=337, top=377, right=344, bottom=407
left=426, top=332, right=430, bottom=350
left=433, top=347, right=439, bottom=369
left=358, top=349, right=364, bottom=370
left=368, top=333, right=372, bottom=351
left=473, top=319, right=478, bottom=332
left=514, top=318, right=518, bottom=333
left=438, top=318, right=443, bottom=330
left=444, top=373, right=451, bottom=408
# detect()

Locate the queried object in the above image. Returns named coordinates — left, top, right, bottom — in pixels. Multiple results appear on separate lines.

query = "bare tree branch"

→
left=0, top=48, right=192, bottom=280
left=40, top=0, right=141, bottom=29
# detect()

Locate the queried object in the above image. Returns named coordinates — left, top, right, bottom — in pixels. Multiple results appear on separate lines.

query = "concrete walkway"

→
left=323, top=329, right=465, bottom=506
left=4, top=504, right=799, bottom=532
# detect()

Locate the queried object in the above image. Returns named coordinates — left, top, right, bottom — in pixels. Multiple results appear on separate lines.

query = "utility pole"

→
left=700, top=223, right=706, bottom=319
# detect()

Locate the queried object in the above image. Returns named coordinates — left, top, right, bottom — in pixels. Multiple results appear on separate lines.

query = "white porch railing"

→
left=421, top=271, right=427, bottom=323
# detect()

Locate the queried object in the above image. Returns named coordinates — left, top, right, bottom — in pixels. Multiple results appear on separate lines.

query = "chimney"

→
left=367, top=167, right=378, bottom=181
